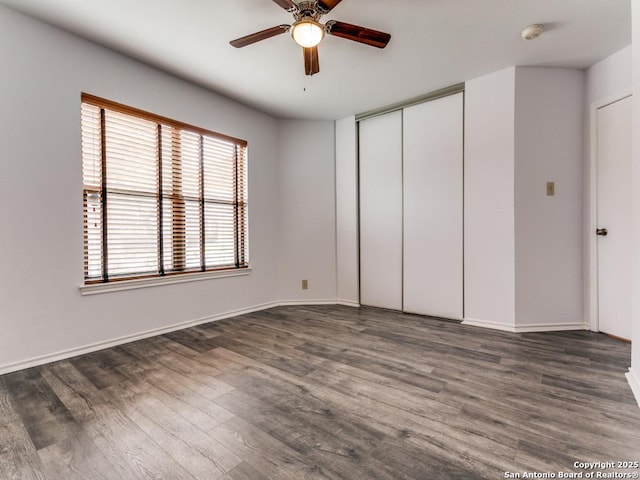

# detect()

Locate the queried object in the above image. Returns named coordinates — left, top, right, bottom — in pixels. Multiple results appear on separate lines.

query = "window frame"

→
left=81, top=93, right=249, bottom=288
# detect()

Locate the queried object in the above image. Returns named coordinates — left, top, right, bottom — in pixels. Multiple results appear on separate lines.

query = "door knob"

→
left=596, top=228, right=608, bottom=236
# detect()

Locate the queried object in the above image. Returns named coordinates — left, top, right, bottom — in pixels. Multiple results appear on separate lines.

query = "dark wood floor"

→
left=1, top=305, right=639, bottom=480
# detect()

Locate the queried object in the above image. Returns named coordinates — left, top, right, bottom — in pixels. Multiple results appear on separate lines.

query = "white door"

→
left=596, top=95, right=632, bottom=340
left=359, top=111, right=403, bottom=310
left=403, top=93, right=464, bottom=318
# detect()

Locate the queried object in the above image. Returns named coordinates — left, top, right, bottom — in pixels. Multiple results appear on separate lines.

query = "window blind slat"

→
left=105, top=111, right=158, bottom=194
left=106, top=193, right=158, bottom=277
left=203, top=136, right=235, bottom=203
left=81, top=94, right=249, bottom=284
left=205, top=203, right=236, bottom=266
left=81, top=104, right=102, bottom=189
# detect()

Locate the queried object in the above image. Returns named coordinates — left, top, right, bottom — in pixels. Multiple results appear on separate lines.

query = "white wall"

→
left=629, top=2, right=640, bottom=403
left=514, top=67, right=585, bottom=329
left=0, top=5, right=283, bottom=371
left=335, top=116, right=359, bottom=306
left=276, top=119, right=337, bottom=303
left=464, top=67, right=517, bottom=328
left=587, top=46, right=632, bottom=105
left=464, top=66, right=585, bottom=332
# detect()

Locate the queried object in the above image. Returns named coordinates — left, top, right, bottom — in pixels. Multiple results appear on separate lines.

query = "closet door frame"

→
left=357, top=86, right=464, bottom=318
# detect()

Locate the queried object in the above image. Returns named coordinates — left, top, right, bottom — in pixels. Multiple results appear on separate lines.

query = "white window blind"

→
left=81, top=93, right=248, bottom=284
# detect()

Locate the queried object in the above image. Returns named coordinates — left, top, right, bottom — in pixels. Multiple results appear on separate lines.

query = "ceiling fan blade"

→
left=271, top=0, right=297, bottom=11
left=326, top=20, right=391, bottom=48
left=316, top=0, right=343, bottom=13
left=303, top=46, right=320, bottom=76
left=230, top=25, right=290, bottom=48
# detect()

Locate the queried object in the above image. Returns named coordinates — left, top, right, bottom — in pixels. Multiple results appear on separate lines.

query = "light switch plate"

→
left=546, top=182, right=555, bottom=196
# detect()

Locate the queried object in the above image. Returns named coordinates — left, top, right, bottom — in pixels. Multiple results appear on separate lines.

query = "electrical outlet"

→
left=546, top=181, right=555, bottom=196
left=301, top=279, right=308, bottom=290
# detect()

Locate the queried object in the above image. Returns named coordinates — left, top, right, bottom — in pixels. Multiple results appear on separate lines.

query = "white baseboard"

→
left=276, top=299, right=359, bottom=307
left=513, top=323, right=590, bottom=333
left=0, top=300, right=285, bottom=376
left=462, top=318, right=518, bottom=332
left=626, top=368, right=640, bottom=408
left=462, top=317, right=589, bottom=333
left=0, top=299, right=369, bottom=375
left=277, top=299, right=346, bottom=306
left=336, top=299, right=360, bottom=308
left=0, top=303, right=594, bottom=376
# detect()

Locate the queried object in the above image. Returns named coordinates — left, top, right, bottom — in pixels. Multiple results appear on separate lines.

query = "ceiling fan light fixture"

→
left=292, top=18, right=325, bottom=48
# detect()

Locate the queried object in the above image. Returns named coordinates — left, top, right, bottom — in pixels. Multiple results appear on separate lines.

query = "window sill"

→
left=79, top=268, right=252, bottom=296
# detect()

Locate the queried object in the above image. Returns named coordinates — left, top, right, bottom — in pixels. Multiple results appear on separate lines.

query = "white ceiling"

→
left=0, top=0, right=631, bottom=119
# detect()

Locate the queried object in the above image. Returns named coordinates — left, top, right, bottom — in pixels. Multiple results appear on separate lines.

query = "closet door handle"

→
left=596, top=228, right=608, bottom=236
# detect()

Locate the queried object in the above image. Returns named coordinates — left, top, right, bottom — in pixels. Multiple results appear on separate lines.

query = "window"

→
left=81, top=93, right=248, bottom=284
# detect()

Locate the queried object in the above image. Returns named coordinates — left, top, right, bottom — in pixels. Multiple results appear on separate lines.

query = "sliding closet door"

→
left=359, top=111, right=403, bottom=309
left=403, top=93, right=463, bottom=318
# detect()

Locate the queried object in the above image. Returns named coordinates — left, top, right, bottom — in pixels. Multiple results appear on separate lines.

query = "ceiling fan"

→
left=229, top=0, right=391, bottom=76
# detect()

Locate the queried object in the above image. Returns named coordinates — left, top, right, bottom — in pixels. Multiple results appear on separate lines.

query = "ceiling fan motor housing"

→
left=294, top=2, right=323, bottom=20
